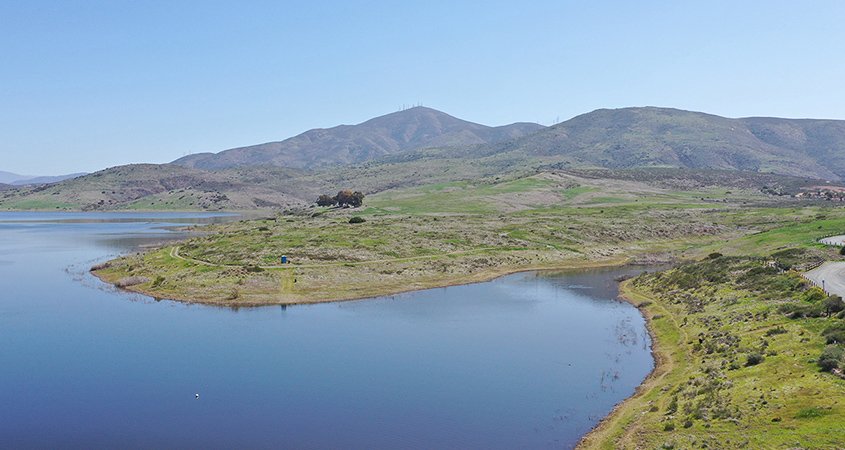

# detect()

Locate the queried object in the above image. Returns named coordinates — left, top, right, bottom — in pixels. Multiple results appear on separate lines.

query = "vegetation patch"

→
left=578, top=249, right=845, bottom=449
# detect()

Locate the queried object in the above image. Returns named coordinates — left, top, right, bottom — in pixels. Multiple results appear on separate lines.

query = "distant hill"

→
left=0, top=171, right=33, bottom=184
left=0, top=170, right=87, bottom=185
left=482, top=107, right=845, bottom=180
left=0, top=164, right=308, bottom=211
left=6, top=106, right=845, bottom=211
left=172, top=106, right=545, bottom=170
left=11, top=173, right=87, bottom=185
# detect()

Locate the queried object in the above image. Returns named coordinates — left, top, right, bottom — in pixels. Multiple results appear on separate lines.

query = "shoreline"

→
left=575, top=280, right=669, bottom=449
left=91, top=255, right=639, bottom=307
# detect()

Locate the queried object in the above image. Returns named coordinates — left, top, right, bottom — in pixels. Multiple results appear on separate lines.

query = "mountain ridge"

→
left=172, top=106, right=545, bottom=170
left=5, top=105, right=845, bottom=211
left=476, top=106, right=845, bottom=180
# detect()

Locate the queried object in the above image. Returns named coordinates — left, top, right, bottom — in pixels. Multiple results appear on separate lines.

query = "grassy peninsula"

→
left=92, top=171, right=831, bottom=306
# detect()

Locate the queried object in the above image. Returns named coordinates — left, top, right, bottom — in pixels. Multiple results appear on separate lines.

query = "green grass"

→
left=1, top=198, right=79, bottom=209
left=362, top=176, right=560, bottom=215
left=713, top=216, right=845, bottom=256
left=579, top=254, right=845, bottom=449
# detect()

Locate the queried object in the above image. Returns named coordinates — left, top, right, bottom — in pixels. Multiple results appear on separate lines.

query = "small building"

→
left=281, top=255, right=288, bottom=264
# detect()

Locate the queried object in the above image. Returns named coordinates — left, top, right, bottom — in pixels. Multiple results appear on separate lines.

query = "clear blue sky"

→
left=2, top=1, right=844, bottom=175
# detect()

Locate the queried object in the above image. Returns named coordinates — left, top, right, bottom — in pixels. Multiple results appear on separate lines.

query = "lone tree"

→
left=316, top=194, right=335, bottom=207
left=334, top=190, right=365, bottom=208
left=314, top=190, right=365, bottom=208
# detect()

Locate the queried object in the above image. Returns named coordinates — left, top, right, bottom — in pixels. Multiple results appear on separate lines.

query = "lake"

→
left=0, top=212, right=654, bottom=449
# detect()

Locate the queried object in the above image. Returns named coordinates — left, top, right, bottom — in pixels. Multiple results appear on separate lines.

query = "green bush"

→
left=745, top=352, right=764, bottom=366
left=822, top=323, right=845, bottom=344
left=765, top=326, right=788, bottom=336
left=780, top=302, right=825, bottom=319
left=348, top=216, right=366, bottom=224
left=818, top=345, right=844, bottom=372
left=151, top=275, right=165, bottom=288
left=840, top=246, right=845, bottom=255
left=824, top=295, right=845, bottom=316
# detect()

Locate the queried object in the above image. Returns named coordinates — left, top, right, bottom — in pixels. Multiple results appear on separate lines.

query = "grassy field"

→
left=578, top=252, right=845, bottom=449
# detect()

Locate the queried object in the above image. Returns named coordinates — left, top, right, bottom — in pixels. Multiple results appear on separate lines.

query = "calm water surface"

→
left=0, top=212, right=654, bottom=449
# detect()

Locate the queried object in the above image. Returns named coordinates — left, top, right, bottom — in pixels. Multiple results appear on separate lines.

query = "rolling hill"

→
left=0, top=164, right=309, bottom=211
left=172, top=106, right=544, bottom=170
left=5, top=106, right=845, bottom=211
left=480, top=107, right=845, bottom=180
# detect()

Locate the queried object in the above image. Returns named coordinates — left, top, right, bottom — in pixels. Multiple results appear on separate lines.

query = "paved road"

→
left=805, top=261, right=845, bottom=298
left=820, top=235, right=845, bottom=246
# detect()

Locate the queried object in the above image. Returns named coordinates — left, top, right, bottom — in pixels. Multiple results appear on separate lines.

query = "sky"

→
left=2, top=1, right=844, bottom=175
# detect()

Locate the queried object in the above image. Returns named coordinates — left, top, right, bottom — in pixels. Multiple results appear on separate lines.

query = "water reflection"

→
left=0, top=212, right=655, bottom=450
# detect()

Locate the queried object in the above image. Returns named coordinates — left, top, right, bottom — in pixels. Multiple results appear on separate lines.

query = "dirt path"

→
left=804, top=261, right=845, bottom=297
left=170, top=245, right=505, bottom=269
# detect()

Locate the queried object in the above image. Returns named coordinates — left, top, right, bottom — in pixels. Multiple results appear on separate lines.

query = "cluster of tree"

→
left=315, top=190, right=365, bottom=208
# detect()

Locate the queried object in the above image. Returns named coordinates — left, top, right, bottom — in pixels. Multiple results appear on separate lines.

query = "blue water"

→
left=0, top=212, right=654, bottom=449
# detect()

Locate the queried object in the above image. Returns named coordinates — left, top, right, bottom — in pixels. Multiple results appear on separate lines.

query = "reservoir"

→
left=0, top=212, right=653, bottom=449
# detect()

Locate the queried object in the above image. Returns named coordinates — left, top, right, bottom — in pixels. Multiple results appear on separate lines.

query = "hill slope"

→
left=0, top=164, right=308, bottom=211
left=172, top=106, right=544, bottom=170
left=483, top=107, right=845, bottom=180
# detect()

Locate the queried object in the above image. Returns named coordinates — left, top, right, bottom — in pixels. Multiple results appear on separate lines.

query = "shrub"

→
left=802, top=288, right=827, bottom=303
left=151, top=275, right=165, bottom=288
left=706, top=252, right=723, bottom=260
left=745, top=352, right=764, bottom=366
left=780, top=303, right=825, bottom=319
left=765, top=326, right=788, bottom=337
left=818, top=345, right=844, bottom=372
left=663, top=422, right=675, bottom=432
left=840, top=246, right=845, bottom=255
left=315, top=194, right=336, bottom=207
left=348, top=216, right=366, bottom=224
left=824, top=295, right=845, bottom=317
left=822, top=323, right=845, bottom=344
